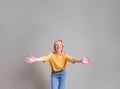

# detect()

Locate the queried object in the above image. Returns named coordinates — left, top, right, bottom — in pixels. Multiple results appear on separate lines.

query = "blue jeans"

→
left=51, top=70, right=67, bottom=89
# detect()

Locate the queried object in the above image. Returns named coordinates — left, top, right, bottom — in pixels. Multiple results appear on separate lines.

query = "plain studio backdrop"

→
left=0, top=0, right=120, bottom=89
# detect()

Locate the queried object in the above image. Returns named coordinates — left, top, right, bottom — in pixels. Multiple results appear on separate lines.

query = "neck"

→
left=55, top=51, right=62, bottom=55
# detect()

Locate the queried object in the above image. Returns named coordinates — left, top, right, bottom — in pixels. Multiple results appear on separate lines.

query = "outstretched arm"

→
left=74, top=57, right=92, bottom=64
left=25, top=54, right=45, bottom=64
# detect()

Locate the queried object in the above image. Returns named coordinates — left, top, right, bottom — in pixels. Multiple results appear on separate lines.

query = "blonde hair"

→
left=54, top=40, right=64, bottom=52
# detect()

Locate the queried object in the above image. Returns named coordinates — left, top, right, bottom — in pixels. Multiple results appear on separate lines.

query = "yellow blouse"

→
left=43, top=52, right=75, bottom=72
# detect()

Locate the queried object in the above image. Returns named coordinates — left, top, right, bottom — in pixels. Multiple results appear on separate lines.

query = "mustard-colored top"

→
left=43, top=52, right=75, bottom=72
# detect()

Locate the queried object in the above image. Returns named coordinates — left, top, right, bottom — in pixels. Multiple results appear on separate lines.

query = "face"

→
left=54, top=40, right=63, bottom=53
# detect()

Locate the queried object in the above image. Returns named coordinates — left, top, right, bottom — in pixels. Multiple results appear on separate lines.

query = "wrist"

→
left=32, top=58, right=36, bottom=62
left=80, top=59, right=83, bottom=63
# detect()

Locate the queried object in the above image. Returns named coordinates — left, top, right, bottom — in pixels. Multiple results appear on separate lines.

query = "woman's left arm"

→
left=74, top=57, right=92, bottom=64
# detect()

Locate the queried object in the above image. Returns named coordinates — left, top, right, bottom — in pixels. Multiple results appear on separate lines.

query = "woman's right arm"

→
left=25, top=54, right=45, bottom=64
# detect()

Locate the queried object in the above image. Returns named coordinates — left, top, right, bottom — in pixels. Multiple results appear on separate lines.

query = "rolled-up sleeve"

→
left=65, top=53, right=75, bottom=64
left=43, top=53, right=52, bottom=62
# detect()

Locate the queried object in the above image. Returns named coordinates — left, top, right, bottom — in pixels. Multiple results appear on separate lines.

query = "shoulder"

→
left=63, top=52, right=73, bottom=58
left=48, top=51, right=55, bottom=56
left=61, top=52, right=69, bottom=56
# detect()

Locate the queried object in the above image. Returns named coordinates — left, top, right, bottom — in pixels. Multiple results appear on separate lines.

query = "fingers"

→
left=82, top=59, right=88, bottom=64
left=24, top=59, right=30, bottom=64
left=82, top=57, right=92, bottom=64
left=25, top=59, right=32, bottom=64
left=26, top=54, right=33, bottom=59
left=25, top=58, right=31, bottom=64
left=25, top=54, right=33, bottom=64
left=29, top=54, right=34, bottom=59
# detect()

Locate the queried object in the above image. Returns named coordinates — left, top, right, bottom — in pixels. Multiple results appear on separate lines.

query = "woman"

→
left=25, top=40, right=92, bottom=89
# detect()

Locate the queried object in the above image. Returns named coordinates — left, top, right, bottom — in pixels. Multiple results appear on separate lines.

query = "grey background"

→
left=0, top=0, right=120, bottom=89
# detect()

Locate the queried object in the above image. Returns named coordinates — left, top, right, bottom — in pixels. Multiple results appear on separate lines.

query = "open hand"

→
left=81, top=57, right=92, bottom=64
left=25, top=54, right=35, bottom=64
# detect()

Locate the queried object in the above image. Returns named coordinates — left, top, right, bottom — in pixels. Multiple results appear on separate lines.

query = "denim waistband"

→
left=52, top=70, right=65, bottom=73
